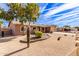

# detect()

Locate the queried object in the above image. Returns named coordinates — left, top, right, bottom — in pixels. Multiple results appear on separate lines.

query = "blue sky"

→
left=0, top=3, right=79, bottom=27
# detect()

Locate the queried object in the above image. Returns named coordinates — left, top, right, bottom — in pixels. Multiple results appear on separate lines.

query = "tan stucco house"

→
left=8, top=21, right=57, bottom=35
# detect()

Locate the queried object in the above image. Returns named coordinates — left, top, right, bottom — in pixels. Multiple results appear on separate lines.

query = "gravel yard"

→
left=0, top=32, right=77, bottom=56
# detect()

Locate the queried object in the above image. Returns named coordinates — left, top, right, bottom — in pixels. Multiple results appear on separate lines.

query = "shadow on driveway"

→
left=4, top=46, right=28, bottom=56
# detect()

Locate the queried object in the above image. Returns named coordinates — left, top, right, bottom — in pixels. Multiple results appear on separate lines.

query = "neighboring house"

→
left=8, top=21, right=57, bottom=35
left=57, top=27, right=69, bottom=32
left=57, top=27, right=76, bottom=32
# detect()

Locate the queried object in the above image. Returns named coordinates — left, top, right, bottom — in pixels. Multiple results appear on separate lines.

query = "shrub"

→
left=35, top=31, right=43, bottom=38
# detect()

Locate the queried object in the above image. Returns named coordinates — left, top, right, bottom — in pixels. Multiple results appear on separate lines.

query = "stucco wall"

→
left=9, top=22, right=57, bottom=35
left=14, top=24, right=25, bottom=35
left=50, top=26, right=57, bottom=32
left=9, top=22, right=16, bottom=35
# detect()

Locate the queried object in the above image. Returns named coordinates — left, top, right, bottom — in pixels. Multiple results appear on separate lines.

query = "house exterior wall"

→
left=44, top=27, right=50, bottom=33
left=50, top=26, right=57, bottom=32
left=9, top=22, right=16, bottom=35
left=14, top=24, right=26, bottom=35
left=9, top=22, right=28, bottom=35
left=9, top=22, right=57, bottom=35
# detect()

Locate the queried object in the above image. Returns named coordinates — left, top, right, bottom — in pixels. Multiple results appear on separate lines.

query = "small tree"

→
left=0, top=8, right=5, bottom=27
left=0, top=21, right=3, bottom=30
left=19, top=3, right=40, bottom=47
left=0, top=8, right=6, bottom=19
left=74, top=26, right=79, bottom=31
left=0, top=3, right=40, bottom=48
left=63, top=25, right=71, bottom=31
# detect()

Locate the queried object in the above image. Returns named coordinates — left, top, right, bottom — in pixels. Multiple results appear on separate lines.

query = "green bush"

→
left=35, top=31, right=43, bottom=38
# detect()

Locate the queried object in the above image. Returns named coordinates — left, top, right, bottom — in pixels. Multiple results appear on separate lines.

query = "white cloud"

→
left=40, top=3, right=48, bottom=13
left=44, top=3, right=79, bottom=17
left=56, top=17, right=79, bottom=24
left=38, top=3, right=79, bottom=26
left=49, top=7, right=79, bottom=18
left=53, top=17, right=79, bottom=26
left=45, top=14, right=79, bottom=25
left=45, top=7, right=79, bottom=23
left=57, top=12, right=79, bottom=21
left=67, top=21, right=79, bottom=26
left=41, top=3, right=59, bottom=13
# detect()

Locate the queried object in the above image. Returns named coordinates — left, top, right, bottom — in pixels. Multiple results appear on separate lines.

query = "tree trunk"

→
left=27, top=21, right=30, bottom=47
left=27, top=26, right=30, bottom=47
left=21, top=23, right=25, bottom=35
